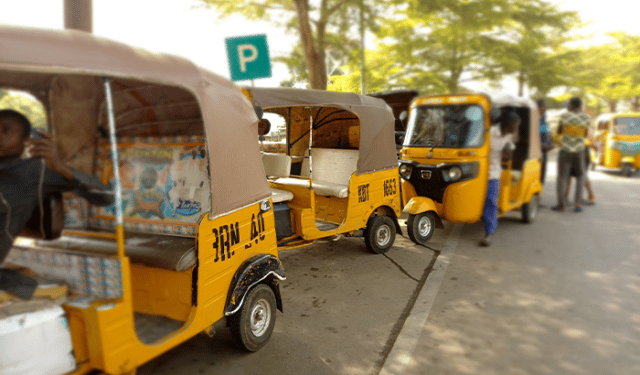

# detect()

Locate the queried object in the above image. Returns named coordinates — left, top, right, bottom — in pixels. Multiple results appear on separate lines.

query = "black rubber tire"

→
left=364, top=215, right=396, bottom=254
left=407, top=212, right=436, bottom=245
left=521, top=194, right=540, bottom=224
left=622, top=163, right=633, bottom=177
left=228, top=284, right=276, bottom=352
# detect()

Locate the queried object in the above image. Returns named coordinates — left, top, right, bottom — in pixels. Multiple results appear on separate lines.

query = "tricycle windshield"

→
left=404, top=104, right=485, bottom=148
left=613, top=117, right=640, bottom=135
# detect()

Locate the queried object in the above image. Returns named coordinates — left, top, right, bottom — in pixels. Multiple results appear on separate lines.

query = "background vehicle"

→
left=398, top=94, right=543, bottom=244
left=1, top=26, right=284, bottom=375
left=369, top=90, right=420, bottom=153
left=597, top=113, right=640, bottom=176
left=243, top=87, right=403, bottom=254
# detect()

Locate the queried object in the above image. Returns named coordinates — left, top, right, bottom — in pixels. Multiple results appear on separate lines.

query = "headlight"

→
left=448, top=166, right=462, bottom=181
left=399, top=164, right=413, bottom=179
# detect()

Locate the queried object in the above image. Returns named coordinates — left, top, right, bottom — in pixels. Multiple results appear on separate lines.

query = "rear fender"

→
left=225, top=254, right=286, bottom=316
left=402, top=198, right=444, bottom=229
left=372, top=206, right=403, bottom=236
left=523, top=180, right=543, bottom=203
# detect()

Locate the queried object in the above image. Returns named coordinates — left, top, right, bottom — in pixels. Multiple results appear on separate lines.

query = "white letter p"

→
left=238, top=44, right=258, bottom=73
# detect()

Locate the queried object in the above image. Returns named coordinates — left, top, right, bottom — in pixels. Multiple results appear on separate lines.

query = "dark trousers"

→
left=540, top=150, right=548, bottom=185
left=483, top=179, right=500, bottom=235
left=557, top=149, right=585, bottom=207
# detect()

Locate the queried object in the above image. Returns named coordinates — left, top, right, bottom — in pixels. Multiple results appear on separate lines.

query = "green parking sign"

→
left=225, top=34, right=272, bottom=81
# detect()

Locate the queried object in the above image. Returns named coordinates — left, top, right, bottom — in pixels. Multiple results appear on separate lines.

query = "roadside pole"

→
left=64, top=0, right=92, bottom=32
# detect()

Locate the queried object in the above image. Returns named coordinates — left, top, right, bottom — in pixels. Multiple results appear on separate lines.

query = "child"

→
left=0, top=109, right=112, bottom=265
left=480, top=111, right=520, bottom=247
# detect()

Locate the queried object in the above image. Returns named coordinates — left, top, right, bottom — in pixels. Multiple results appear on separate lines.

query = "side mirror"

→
left=399, top=111, right=408, bottom=122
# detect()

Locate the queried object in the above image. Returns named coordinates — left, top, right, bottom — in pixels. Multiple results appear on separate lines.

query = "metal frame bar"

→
left=103, top=77, right=125, bottom=256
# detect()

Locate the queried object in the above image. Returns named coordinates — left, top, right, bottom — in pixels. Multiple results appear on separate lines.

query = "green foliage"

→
left=568, top=33, right=640, bottom=111
left=376, top=0, right=580, bottom=95
left=199, top=0, right=388, bottom=89
left=0, top=90, right=47, bottom=130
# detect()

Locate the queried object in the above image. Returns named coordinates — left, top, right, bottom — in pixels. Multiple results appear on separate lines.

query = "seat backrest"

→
left=311, top=148, right=359, bottom=185
left=262, top=153, right=292, bottom=178
left=67, top=136, right=211, bottom=237
left=299, top=149, right=310, bottom=177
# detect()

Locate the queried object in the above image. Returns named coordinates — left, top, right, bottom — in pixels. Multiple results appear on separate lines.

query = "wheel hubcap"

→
left=418, top=216, right=432, bottom=237
left=250, top=299, right=271, bottom=337
left=376, top=225, right=392, bottom=247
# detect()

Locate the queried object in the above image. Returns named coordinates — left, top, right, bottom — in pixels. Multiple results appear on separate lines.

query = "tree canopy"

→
left=200, top=0, right=640, bottom=113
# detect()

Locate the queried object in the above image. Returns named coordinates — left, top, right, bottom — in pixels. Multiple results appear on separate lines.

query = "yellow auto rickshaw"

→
left=1, top=26, right=284, bottom=375
left=597, top=113, right=640, bottom=176
left=398, top=94, right=543, bottom=244
left=242, top=88, right=403, bottom=254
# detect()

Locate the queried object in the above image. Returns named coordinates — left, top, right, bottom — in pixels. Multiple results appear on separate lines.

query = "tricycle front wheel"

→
left=407, top=212, right=436, bottom=245
left=229, top=284, right=276, bottom=352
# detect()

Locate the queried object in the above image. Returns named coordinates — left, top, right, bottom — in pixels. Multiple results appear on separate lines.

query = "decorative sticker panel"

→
left=89, top=136, right=210, bottom=236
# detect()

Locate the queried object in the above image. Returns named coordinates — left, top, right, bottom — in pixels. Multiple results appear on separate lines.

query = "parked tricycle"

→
left=597, top=113, right=640, bottom=176
left=1, top=26, right=284, bottom=375
left=398, top=94, right=543, bottom=244
left=243, top=88, right=403, bottom=254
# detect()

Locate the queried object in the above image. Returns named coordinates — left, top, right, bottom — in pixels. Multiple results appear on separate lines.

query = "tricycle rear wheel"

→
left=521, top=194, right=540, bottom=223
left=622, top=163, right=633, bottom=177
left=364, top=215, right=396, bottom=254
left=229, top=284, right=276, bottom=352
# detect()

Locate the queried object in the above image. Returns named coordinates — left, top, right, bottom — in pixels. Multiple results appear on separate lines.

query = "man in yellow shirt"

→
left=553, top=97, right=591, bottom=212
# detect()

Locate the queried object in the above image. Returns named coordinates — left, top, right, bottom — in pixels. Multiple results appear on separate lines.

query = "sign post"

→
left=225, top=34, right=272, bottom=82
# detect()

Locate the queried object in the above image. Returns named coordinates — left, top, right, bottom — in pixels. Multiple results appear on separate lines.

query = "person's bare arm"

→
left=29, top=130, right=73, bottom=179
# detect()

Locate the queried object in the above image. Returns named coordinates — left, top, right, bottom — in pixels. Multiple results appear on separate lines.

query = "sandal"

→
left=574, top=206, right=583, bottom=213
left=551, top=205, right=565, bottom=212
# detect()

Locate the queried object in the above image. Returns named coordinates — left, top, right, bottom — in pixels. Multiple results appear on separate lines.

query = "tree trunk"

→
left=294, top=0, right=327, bottom=90
left=608, top=100, right=617, bottom=113
left=632, top=96, right=640, bottom=112
left=518, top=71, right=525, bottom=97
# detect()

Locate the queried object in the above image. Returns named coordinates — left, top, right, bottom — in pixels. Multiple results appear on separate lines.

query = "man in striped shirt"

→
left=553, top=97, right=591, bottom=212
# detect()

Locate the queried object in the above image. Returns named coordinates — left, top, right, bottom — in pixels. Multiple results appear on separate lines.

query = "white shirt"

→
left=488, top=126, right=515, bottom=180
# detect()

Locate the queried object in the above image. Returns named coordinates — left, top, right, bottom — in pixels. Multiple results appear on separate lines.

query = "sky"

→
left=0, top=0, right=639, bottom=93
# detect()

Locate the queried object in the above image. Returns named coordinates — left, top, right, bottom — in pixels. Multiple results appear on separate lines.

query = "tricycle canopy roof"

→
left=0, top=26, right=270, bottom=217
left=244, top=87, right=397, bottom=174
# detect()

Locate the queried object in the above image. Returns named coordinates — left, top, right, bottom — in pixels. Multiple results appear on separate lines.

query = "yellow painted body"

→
left=63, top=201, right=278, bottom=374
left=497, top=159, right=543, bottom=216
left=271, top=168, right=402, bottom=246
left=400, top=94, right=542, bottom=224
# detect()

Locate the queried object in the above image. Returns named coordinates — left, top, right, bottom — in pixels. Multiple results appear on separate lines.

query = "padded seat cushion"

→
left=274, top=178, right=349, bottom=198
left=262, top=153, right=292, bottom=178
left=32, top=233, right=196, bottom=272
left=270, top=188, right=294, bottom=203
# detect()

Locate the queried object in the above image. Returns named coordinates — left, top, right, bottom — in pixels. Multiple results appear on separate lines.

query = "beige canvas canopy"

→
left=0, top=26, right=270, bottom=218
left=491, top=94, right=542, bottom=161
left=245, top=87, right=398, bottom=174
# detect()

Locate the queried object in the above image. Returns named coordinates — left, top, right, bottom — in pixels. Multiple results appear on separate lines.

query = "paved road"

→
left=139, top=157, right=640, bottom=375
left=384, top=159, right=640, bottom=375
